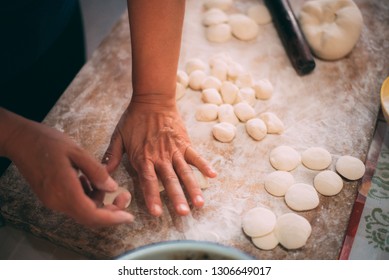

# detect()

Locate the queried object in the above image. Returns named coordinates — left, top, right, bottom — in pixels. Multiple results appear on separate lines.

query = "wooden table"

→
left=1, top=0, right=389, bottom=259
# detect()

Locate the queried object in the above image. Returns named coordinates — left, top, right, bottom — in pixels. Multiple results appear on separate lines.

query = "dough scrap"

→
left=259, top=112, right=284, bottom=134
left=218, top=104, right=239, bottom=125
left=212, top=122, right=236, bottom=142
left=220, top=81, right=239, bottom=104
left=274, top=213, right=312, bottom=250
left=202, top=8, right=229, bottom=26
left=264, top=170, right=295, bottom=197
left=251, top=231, right=279, bottom=250
left=201, top=88, right=223, bottom=105
left=229, top=14, right=260, bottom=41
left=206, top=23, right=232, bottom=43
left=242, top=207, right=277, bottom=237
left=103, top=186, right=131, bottom=208
left=301, top=147, right=332, bottom=170
left=284, top=183, right=319, bottom=211
left=246, top=118, right=267, bottom=141
left=335, top=155, right=365, bottom=180
left=234, top=102, right=256, bottom=122
left=269, top=145, right=301, bottom=171
left=314, top=170, right=343, bottom=196
left=253, top=79, right=273, bottom=100
left=195, top=104, right=219, bottom=122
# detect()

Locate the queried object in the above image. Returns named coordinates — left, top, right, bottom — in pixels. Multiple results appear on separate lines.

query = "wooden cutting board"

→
left=1, top=0, right=389, bottom=259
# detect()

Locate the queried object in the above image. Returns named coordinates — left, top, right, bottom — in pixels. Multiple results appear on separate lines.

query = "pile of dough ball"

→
left=202, top=0, right=272, bottom=43
left=242, top=207, right=312, bottom=250
left=176, top=53, right=284, bottom=143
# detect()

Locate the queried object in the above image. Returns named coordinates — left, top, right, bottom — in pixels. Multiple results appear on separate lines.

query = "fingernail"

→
left=104, top=176, right=118, bottom=191
left=177, top=203, right=190, bottom=215
left=152, top=204, right=163, bottom=216
left=118, top=211, right=134, bottom=223
left=194, top=195, right=204, bottom=206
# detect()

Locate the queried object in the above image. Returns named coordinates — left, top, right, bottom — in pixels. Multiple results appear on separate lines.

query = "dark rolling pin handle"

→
left=264, top=0, right=315, bottom=75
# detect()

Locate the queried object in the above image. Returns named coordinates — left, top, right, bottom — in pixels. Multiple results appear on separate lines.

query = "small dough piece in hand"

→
left=229, top=14, right=260, bottom=41
left=314, top=170, right=343, bottom=196
left=195, top=104, right=219, bottom=122
left=185, top=58, right=207, bottom=75
left=218, top=104, right=239, bottom=125
left=201, top=76, right=222, bottom=91
left=234, top=102, right=256, bottom=122
left=242, top=207, right=277, bottom=237
left=285, top=183, right=319, bottom=211
left=246, top=118, right=267, bottom=141
left=204, top=0, right=233, bottom=11
left=252, top=231, right=279, bottom=250
left=260, top=112, right=284, bottom=134
left=202, top=8, right=229, bottom=26
left=264, top=170, right=295, bottom=197
left=247, top=4, right=272, bottom=25
left=269, top=145, right=301, bottom=171
left=220, top=81, right=239, bottom=104
left=201, top=88, right=223, bottom=105
left=274, top=213, right=312, bottom=250
left=212, top=122, right=236, bottom=142
left=336, top=155, right=365, bottom=180
left=206, top=23, right=232, bottom=43
left=176, top=82, right=186, bottom=100
left=253, top=79, right=273, bottom=100
left=103, top=186, right=131, bottom=208
left=189, top=70, right=207, bottom=91
left=302, top=147, right=332, bottom=170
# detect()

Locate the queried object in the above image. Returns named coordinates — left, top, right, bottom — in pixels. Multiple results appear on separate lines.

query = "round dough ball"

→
left=234, top=102, right=256, bottom=122
left=218, top=104, right=239, bottom=125
left=274, top=213, right=312, bottom=250
left=227, top=61, right=244, bottom=80
left=253, top=79, right=273, bottom=100
left=235, top=87, right=256, bottom=106
left=336, top=155, right=365, bottom=180
left=246, top=118, right=267, bottom=141
left=269, top=145, right=301, bottom=171
left=251, top=231, right=279, bottom=250
left=202, top=8, right=229, bottom=26
left=189, top=70, right=207, bottom=90
left=175, top=82, right=186, bottom=100
left=285, top=183, right=320, bottom=211
left=201, top=76, right=222, bottom=91
left=259, top=112, right=284, bottom=134
left=206, top=23, right=232, bottom=43
left=185, top=58, right=207, bottom=75
left=204, top=0, right=233, bottom=11
left=201, top=88, right=223, bottom=105
left=177, top=70, right=189, bottom=88
left=220, top=81, right=239, bottom=104
left=195, top=103, right=219, bottom=122
left=247, top=4, right=272, bottom=25
left=314, top=170, right=343, bottom=196
left=212, top=122, right=236, bottom=142
left=229, top=14, right=260, bottom=41
left=103, top=186, right=131, bottom=208
left=264, top=171, right=295, bottom=197
left=211, top=61, right=228, bottom=81
left=235, top=72, right=254, bottom=88
left=299, top=0, right=363, bottom=60
left=301, top=147, right=332, bottom=170
left=242, top=207, right=277, bottom=237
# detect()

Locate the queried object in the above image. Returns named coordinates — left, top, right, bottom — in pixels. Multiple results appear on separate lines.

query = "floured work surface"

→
left=1, top=0, right=389, bottom=259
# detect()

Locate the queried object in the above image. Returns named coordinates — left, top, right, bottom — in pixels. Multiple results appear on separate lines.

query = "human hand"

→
left=1, top=111, right=134, bottom=227
left=103, top=98, right=217, bottom=217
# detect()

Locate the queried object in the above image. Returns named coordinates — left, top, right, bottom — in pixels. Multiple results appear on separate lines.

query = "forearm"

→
left=126, top=0, right=185, bottom=105
left=0, top=107, right=26, bottom=158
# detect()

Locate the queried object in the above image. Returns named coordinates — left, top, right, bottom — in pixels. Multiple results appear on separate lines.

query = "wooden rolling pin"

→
left=264, top=0, right=315, bottom=75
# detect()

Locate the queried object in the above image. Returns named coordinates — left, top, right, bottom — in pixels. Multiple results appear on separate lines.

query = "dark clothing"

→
left=0, top=0, right=86, bottom=176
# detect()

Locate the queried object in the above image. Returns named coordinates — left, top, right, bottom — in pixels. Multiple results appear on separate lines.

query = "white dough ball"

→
left=202, top=8, right=229, bottom=26
left=251, top=231, right=279, bottom=250
left=189, top=70, right=207, bottom=90
left=245, top=118, right=267, bottom=141
left=314, top=170, right=343, bottom=196
left=195, top=103, right=219, bottom=122
left=212, top=122, right=236, bottom=142
left=227, top=62, right=244, bottom=80
left=201, top=88, right=223, bottom=105
left=204, top=0, right=233, bottom=11
left=201, top=76, right=222, bottom=91
left=234, top=102, right=256, bottom=122
left=274, top=213, right=312, bottom=250
left=259, top=112, right=284, bottom=134
left=235, top=87, right=256, bottom=106
left=335, top=155, right=365, bottom=180
left=264, top=171, right=295, bottom=197
left=285, top=183, right=320, bottom=211
left=269, top=145, right=301, bottom=171
left=253, top=79, right=273, bottom=100
left=235, top=72, right=254, bottom=88
left=247, top=4, right=272, bottom=25
left=220, top=81, right=239, bottom=104
left=211, top=61, right=228, bottom=81
left=185, top=58, right=208, bottom=75
left=299, top=0, right=364, bottom=60
left=242, top=207, right=277, bottom=237
left=177, top=70, right=189, bottom=88
left=206, top=23, right=232, bottom=43
left=301, top=147, right=332, bottom=170
left=229, top=14, right=260, bottom=41
left=218, top=104, right=239, bottom=125
left=175, top=82, right=186, bottom=100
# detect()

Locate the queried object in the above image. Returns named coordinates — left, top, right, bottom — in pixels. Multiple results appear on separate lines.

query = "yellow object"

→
left=380, top=77, right=389, bottom=124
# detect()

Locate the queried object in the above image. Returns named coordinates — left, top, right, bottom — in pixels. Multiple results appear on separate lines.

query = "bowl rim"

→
left=115, top=240, right=254, bottom=260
